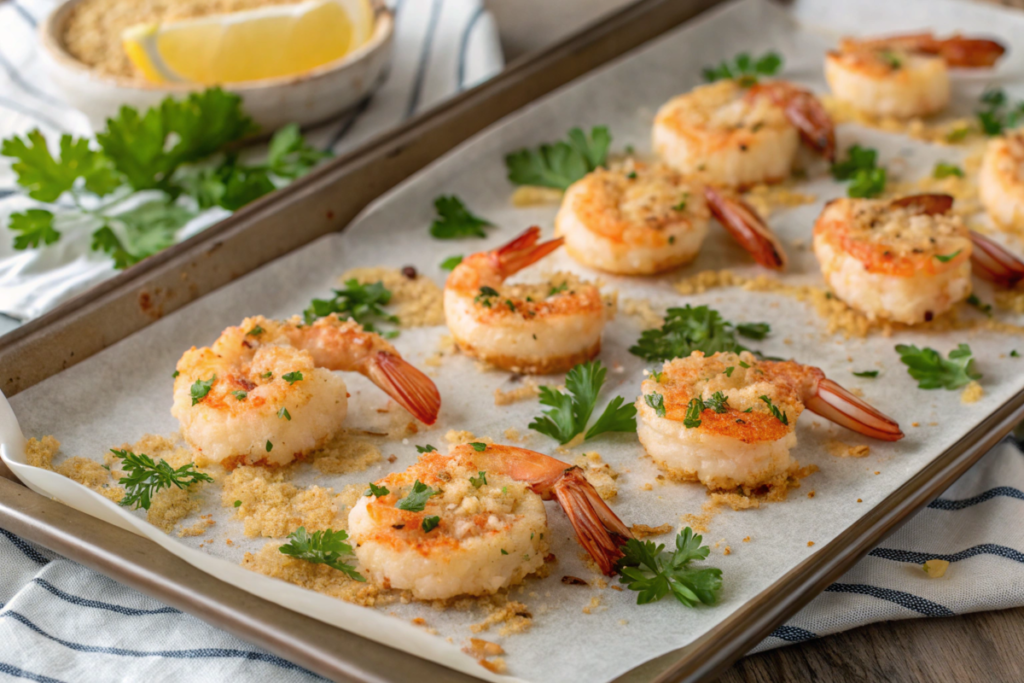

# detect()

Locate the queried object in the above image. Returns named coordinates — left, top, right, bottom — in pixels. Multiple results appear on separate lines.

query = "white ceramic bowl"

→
left=39, top=0, right=394, bottom=132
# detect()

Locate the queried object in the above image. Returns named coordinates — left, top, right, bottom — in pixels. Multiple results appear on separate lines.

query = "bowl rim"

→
left=39, top=0, right=394, bottom=92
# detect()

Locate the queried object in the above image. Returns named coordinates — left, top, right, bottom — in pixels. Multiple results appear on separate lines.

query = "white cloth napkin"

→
left=0, top=0, right=503, bottom=322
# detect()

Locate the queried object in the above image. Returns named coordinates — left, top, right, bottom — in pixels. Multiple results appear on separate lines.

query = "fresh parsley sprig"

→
left=278, top=527, right=364, bottom=581
left=429, top=195, right=493, bottom=239
left=629, top=305, right=770, bottom=362
left=529, top=360, right=637, bottom=444
left=110, top=448, right=212, bottom=511
left=702, top=51, right=783, bottom=85
left=831, top=144, right=886, bottom=198
left=617, top=528, right=723, bottom=607
left=395, top=480, right=438, bottom=512
left=304, top=279, right=399, bottom=336
left=505, top=126, right=611, bottom=190
left=977, top=88, right=1024, bottom=136
left=896, top=343, right=982, bottom=390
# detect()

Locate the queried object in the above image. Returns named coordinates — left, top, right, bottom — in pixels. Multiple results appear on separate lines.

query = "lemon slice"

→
left=122, top=0, right=374, bottom=85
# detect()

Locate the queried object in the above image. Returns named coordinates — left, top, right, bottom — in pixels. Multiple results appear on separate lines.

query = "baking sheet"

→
left=5, top=0, right=1024, bottom=681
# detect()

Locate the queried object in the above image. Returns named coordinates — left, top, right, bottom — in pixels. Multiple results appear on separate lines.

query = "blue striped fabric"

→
left=756, top=436, right=1024, bottom=652
left=0, top=0, right=504, bottom=323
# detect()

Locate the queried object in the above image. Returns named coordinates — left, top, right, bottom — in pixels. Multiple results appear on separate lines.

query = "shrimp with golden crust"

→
left=444, top=227, right=615, bottom=374
left=652, top=80, right=835, bottom=189
left=980, top=129, right=1024, bottom=230
left=813, top=194, right=1024, bottom=324
left=348, top=443, right=632, bottom=600
left=636, top=351, right=903, bottom=492
left=825, top=32, right=1006, bottom=119
left=172, top=315, right=440, bottom=468
left=555, top=159, right=787, bottom=274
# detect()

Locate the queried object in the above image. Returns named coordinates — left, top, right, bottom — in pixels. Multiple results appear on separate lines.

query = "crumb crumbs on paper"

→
left=582, top=596, right=604, bottom=615
left=341, top=266, right=444, bottom=328
left=807, top=490, right=815, bottom=499
left=494, top=380, right=546, bottom=406
left=807, top=541, right=815, bottom=547
left=424, top=335, right=458, bottom=368
left=827, top=440, right=871, bottom=458
left=961, top=380, right=984, bottom=404
left=471, top=600, right=533, bottom=636
left=223, top=466, right=351, bottom=538
left=630, top=523, right=673, bottom=539
left=681, top=501, right=722, bottom=534
left=923, top=559, right=950, bottom=578
left=621, top=298, right=664, bottom=329
left=742, top=536, right=751, bottom=543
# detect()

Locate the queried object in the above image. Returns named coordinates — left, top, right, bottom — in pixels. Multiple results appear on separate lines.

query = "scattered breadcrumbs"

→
left=341, top=267, right=445, bottom=328
left=742, top=182, right=816, bottom=218
left=630, top=523, right=673, bottom=539
left=703, top=463, right=819, bottom=511
left=620, top=298, right=664, bottom=329
left=742, top=536, right=751, bottom=543
left=723, top=546, right=731, bottom=556
left=911, top=422, right=921, bottom=428
left=445, top=430, right=494, bottom=447
left=573, top=453, right=618, bottom=500
left=424, top=335, right=458, bottom=368
left=582, top=596, right=603, bottom=615
left=24, top=436, right=60, bottom=470
left=494, top=380, right=545, bottom=406
left=857, top=498, right=863, bottom=503
left=807, top=541, right=815, bottom=547
left=511, top=186, right=563, bottom=206
left=463, top=638, right=506, bottom=674
left=826, top=440, right=871, bottom=458
left=961, top=380, right=984, bottom=404
left=503, top=427, right=525, bottom=443
left=822, top=95, right=978, bottom=146
left=640, top=482, right=654, bottom=491
left=309, top=432, right=382, bottom=475
left=681, top=501, right=721, bottom=534
left=223, top=466, right=351, bottom=538
left=874, top=471, right=881, bottom=475
left=470, top=599, right=533, bottom=636
left=63, top=0, right=308, bottom=80
left=478, top=658, right=508, bottom=675
left=178, top=516, right=216, bottom=538
left=807, top=491, right=815, bottom=499
left=922, top=559, right=950, bottom=578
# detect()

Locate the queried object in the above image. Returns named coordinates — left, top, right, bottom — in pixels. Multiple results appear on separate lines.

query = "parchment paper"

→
left=5, top=0, right=1024, bottom=681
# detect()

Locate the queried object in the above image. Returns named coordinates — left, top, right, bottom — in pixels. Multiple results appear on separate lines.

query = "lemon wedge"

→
left=122, top=0, right=374, bottom=85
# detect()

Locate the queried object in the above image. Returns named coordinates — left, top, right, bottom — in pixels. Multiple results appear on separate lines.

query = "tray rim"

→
left=1, top=0, right=1019, bottom=680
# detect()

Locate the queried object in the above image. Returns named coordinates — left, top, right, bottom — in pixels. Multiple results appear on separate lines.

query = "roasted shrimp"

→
left=636, top=351, right=903, bottom=492
left=554, top=159, right=787, bottom=274
left=348, top=443, right=633, bottom=599
left=825, top=32, right=1006, bottom=119
left=444, top=227, right=615, bottom=374
left=652, top=79, right=835, bottom=188
left=980, top=129, right=1024, bottom=230
left=172, top=315, right=440, bottom=468
left=813, top=194, right=1024, bottom=324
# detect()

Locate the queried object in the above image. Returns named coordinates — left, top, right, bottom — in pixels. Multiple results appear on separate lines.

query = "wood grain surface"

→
left=483, top=0, right=1024, bottom=681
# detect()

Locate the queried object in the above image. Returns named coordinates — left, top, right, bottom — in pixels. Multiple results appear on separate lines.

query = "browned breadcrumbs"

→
left=178, top=516, right=216, bottom=538
left=723, top=546, right=731, bottom=556
left=857, top=498, right=863, bottom=503
left=309, top=432, right=382, bottom=475
left=341, top=267, right=445, bottom=328
left=680, top=501, right=721, bottom=534
left=24, top=436, right=60, bottom=470
left=630, top=523, right=673, bottom=539
left=223, top=466, right=356, bottom=538
left=961, top=381, right=984, bottom=404
left=463, top=638, right=504, bottom=657
left=63, top=0, right=307, bottom=81
left=424, top=335, right=458, bottom=369
left=742, top=536, right=751, bottom=543
left=620, top=298, right=664, bottom=329
left=470, top=600, right=533, bottom=636
left=573, top=452, right=618, bottom=500
left=826, top=440, right=871, bottom=458
left=807, top=490, right=815, bottom=499
left=581, top=595, right=604, bottom=615
left=807, top=541, right=815, bottom=547
left=478, top=658, right=508, bottom=675
left=494, top=380, right=546, bottom=406
left=742, top=182, right=816, bottom=218
left=822, top=95, right=979, bottom=146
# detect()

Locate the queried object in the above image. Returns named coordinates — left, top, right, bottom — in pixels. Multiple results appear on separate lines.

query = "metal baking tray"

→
left=2, top=0, right=1022, bottom=681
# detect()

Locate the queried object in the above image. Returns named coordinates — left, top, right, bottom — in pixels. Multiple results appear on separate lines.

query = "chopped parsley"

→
left=246, top=325, right=264, bottom=336
left=617, top=528, right=723, bottom=607
left=735, top=322, right=770, bottom=340
left=429, top=195, right=493, bottom=239
left=279, top=527, right=364, bottom=581
left=282, top=371, right=303, bottom=385
left=724, top=366, right=735, bottom=377
left=683, top=398, right=703, bottom=429
left=548, top=282, right=569, bottom=297
left=705, top=391, right=729, bottom=413
left=110, top=448, right=212, bottom=511
left=1012, top=350, right=1020, bottom=358
left=651, top=370, right=664, bottom=382
left=852, top=370, right=879, bottom=378
left=505, top=126, right=611, bottom=190
left=672, top=194, right=689, bottom=212
left=629, top=304, right=768, bottom=362
left=475, top=286, right=500, bottom=307
left=879, top=50, right=902, bottom=69
left=303, top=279, right=399, bottom=334
left=702, top=51, right=783, bottom=85
left=440, top=255, right=463, bottom=271
left=395, top=480, right=438, bottom=512
left=190, top=375, right=216, bottom=405
left=266, top=440, right=273, bottom=452
left=416, top=445, right=437, bottom=453
left=469, top=442, right=487, bottom=452
left=233, top=500, right=242, bottom=507
left=231, top=390, right=247, bottom=401
left=934, top=249, right=962, bottom=263
left=278, top=407, right=291, bottom=420
left=261, top=371, right=273, bottom=380
left=422, top=516, right=441, bottom=533
left=500, top=549, right=509, bottom=555
left=976, top=88, right=1024, bottom=136
left=470, top=471, right=487, bottom=488
left=172, top=370, right=179, bottom=378
left=967, top=294, right=993, bottom=317
left=644, top=393, right=666, bottom=418
left=528, top=360, right=637, bottom=443
left=759, top=395, right=789, bottom=424
left=831, top=145, right=886, bottom=198
left=365, top=483, right=390, bottom=497
left=933, top=162, right=964, bottom=179
left=896, top=343, right=982, bottom=390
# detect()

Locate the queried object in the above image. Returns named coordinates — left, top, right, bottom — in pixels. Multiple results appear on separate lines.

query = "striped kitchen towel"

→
left=0, top=0, right=503, bottom=323
left=1, top=438, right=1022, bottom=680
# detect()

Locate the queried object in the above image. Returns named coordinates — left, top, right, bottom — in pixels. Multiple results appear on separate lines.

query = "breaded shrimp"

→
left=980, top=129, right=1024, bottom=230
left=554, top=159, right=787, bottom=274
left=825, top=32, right=1006, bottom=119
left=172, top=315, right=440, bottom=468
left=813, top=194, right=1024, bottom=324
left=444, top=227, right=615, bottom=374
left=348, top=443, right=633, bottom=599
left=635, top=351, right=902, bottom=492
left=652, top=79, right=835, bottom=189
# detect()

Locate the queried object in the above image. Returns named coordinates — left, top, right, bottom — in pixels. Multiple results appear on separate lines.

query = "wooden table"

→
left=482, top=0, right=1024, bottom=680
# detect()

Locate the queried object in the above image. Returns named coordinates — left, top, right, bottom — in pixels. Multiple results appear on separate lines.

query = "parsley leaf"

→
left=416, top=445, right=437, bottom=453
left=644, top=393, right=666, bottom=418
left=470, top=471, right=487, bottom=488
left=976, top=88, right=1024, bottom=137
left=365, top=483, right=389, bottom=497
left=933, top=162, right=964, bottom=179
left=279, top=527, right=364, bottom=581
left=895, top=343, right=982, bottom=390
left=705, top=391, right=729, bottom=413
left=469, top=442, right=487, bottom=451
left=190, top=375, right=215, bottom=405
left=529, top=360, right=635, bottom=443
left=629, top=305, right=767, bottom=362
left=231, top=390, right=248, bottom=400
left=283, top=371, right=303, bottom=384
left=702, top=51, right=783, bottom=84
left=934, top=249, right=962, bottom=263
left=759, top=395, right=789, bottom=424
left=429, top=195, right=493, bottom=239
left=422, top=516, right=441, bottom=533
left=8, top=209, right=59, bottom=250
left=736, top=322, right=771, bottom=340
left=967, top=294, right=993, bottom=317
left=853, top=370, right=879, bottom=378
left=505, top=126, right=611, bottom=190
left=304, top=279, right=399, bottom=333
left=684, top=398, right=703, bottom=429
left=181, top=155, right=276, bottom=211
left=440, top=255, right=463, bottom=271
left=617, top=528, right=723, bottom=607
left=396, top=480, right=438, bottom=512
left=266, top=123, right=331, bottom=179
left=110, top=448, right=212, bottom=511
left=278, top=407, right=291, bottom=420
left=1, top=130, right=119, bottom=201
left=832, top=145, right=887, bottom=198
left=475, top=286, right=500, bottom=307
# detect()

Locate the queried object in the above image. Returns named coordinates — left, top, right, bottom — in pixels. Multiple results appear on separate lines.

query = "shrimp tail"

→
left=803, top=378, right=905, bottom=441
left=784, top=89, right=836, bottom=163
left=365, top=352, right=441, bottom=425
left=549, top=468, right=634, bottom=575
left=930, top=35, right=1006, bottom=68
left=704, top=185, right=788, bottom=270
left=493, top=227, right=565, bottom=278
left=890, top=193, right=954, bottom=215
left=970, top=231, right=1024, bottom=288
